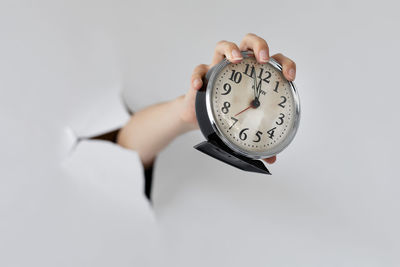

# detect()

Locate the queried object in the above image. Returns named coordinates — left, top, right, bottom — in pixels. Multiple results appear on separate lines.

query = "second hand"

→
left=234, top=99, right=259, bottom=117
left=234, top=105, right=253, bottom=116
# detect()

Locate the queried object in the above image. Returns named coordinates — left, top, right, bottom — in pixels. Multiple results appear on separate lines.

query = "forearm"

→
left=117, top=95, right=196, bottom=168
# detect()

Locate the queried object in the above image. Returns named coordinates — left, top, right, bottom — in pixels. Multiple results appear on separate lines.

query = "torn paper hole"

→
left=67, top=89, right=130, bottom=140
left=64, top=88, right=156, bottom=201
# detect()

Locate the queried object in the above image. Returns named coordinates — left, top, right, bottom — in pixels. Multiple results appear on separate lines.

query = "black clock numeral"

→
left=276, top=113, right=285, bottom=125
left=253, top=131, right=263, bottom=143
left=255, top=68, right=272, bottom=84
left=264, top=71, right=272, bottom=83
left=239, top=128, right=249, bottom=141
left=229, top=70, right=242, bottom=84
left=221, top=83, right=231, bottom=95
left=229, top=117, right=238, bottom=130
left=278, top=96, right=287, bottom=108
left=243, top=64, right=255, bottom=78
left=273, top=81, right=279, bottom=93
left=267, top=127, right=276, bottom=139
left=244, top=65, right=271, bottom=84
left=221, top=101, right=231, bottom=114
left=257, top=68, right=264, bottom=79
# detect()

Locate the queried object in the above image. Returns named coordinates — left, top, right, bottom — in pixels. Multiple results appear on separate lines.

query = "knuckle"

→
left=243, top=33, right=268, bottom=49
left=216, top=40, right=239, bottom=51
left=254, top=37, right=267, bottom=47
left=200, top=63, right=208, bottom=68
left=192, top=64, right=208, bottom=81
left=254, top=41, right=267, bottom=50
left=194, top=64, right=207, bottom=71
left=245, top=32, right=257, bottom=38
left=259, top=38, right=268, bottom=47
left=217, top=40, right=237, bottom=50
left=216, top=40, right=228, bottom=47
left=282, top=56, right=296, bottom=69
left=224, top=42, right=238, bottom=51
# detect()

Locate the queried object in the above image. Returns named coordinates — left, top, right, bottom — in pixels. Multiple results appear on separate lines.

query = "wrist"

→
left=175, top=95, right=199, bottom=133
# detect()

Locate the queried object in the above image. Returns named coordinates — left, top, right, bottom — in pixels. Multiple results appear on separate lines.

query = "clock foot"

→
left=194, top=141, right=271, bottom=175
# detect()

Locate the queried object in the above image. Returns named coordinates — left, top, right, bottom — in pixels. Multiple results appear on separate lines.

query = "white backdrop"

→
left=1, top=0, right=399, bottom=266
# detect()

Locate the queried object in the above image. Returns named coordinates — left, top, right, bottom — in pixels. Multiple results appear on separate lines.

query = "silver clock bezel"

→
left=205, top=51, right=301, bottom=159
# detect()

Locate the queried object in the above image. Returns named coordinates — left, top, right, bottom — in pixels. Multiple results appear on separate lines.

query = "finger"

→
left=271, top=53, right=296, bottom=81
left=239, top=33, right=270, bottom=63
left=211, top=40, right=242, bottom=66
left=191, top=64, right=209, bottom=90
left=263, top=156, right=277, bottom=164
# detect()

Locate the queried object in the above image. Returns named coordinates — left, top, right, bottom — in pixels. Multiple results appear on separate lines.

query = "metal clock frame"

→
left=204, top=51, right=301, bottom=159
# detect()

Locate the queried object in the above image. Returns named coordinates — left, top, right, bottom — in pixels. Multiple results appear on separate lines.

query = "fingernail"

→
left=288, top=68, right=296, bottom=79
left=259, top=50, right=268, bottom=62
left=231, top=49, right=243, bottom=60
left=193, top=78, right=202, bottom=88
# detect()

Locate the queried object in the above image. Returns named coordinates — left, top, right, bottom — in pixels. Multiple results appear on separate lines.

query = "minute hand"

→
left=252, top=71, right=258, bottom=101
left=256, top=78, right=263, bottom=98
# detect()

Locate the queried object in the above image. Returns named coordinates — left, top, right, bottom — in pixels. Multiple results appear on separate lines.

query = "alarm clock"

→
left=194, top=51, right=300, bottom=174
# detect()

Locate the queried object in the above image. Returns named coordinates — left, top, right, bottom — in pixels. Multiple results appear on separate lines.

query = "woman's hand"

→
left=180, top=33, right=297, bottom=164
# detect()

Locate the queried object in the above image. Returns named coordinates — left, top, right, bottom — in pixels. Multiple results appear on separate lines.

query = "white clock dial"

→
left=210, top=56, right=296, bottom=155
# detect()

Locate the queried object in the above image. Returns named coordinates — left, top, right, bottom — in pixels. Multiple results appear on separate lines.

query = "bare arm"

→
left=117, top=33, right=296, bottom=168
left=117, top=96, right=194, bottom=168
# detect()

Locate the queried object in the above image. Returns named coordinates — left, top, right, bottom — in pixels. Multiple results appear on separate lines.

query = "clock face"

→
left=209, top=56, right=299, bottom=158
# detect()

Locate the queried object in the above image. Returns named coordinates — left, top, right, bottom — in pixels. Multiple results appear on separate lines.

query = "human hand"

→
left=180, top=33, right=297, bottom=164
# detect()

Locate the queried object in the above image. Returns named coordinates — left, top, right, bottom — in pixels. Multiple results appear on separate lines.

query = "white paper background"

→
left=1, top=0, right=399, bottom=266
